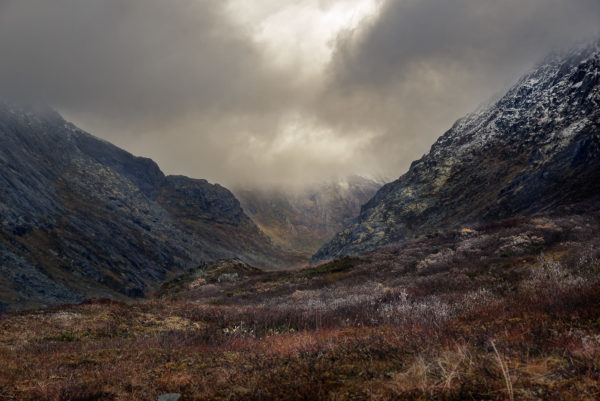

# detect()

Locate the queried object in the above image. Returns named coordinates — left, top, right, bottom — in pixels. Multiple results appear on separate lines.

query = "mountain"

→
left=314, top=41, right=600, bottom=262
left=0, top=104, right=295, bottom=311
left=234, top=176, right=381, bottom=258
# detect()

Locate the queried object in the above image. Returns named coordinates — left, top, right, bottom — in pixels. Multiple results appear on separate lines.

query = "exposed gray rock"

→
left=157, top=394, right=182, bottom=401
left=217, top=272, right=239, bottom=282
left=0, top=102, right=294, bottom=310
left=314, top=41, right=600, bottom=262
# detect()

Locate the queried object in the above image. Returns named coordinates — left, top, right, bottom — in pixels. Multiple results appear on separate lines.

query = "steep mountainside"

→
left=314, top=41, right=600, bottom=261
left=0, top=104, right=294, bottom=310
left=235, top=176, right=381, bottom=257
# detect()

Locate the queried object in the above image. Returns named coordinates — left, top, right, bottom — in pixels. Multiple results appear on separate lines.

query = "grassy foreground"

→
left=1, top=206, right=600, bottom=400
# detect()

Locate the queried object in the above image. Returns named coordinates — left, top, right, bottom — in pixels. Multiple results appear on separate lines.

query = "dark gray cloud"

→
left=0, top=0, right=598, bottom=187
left=0, top=0, right=291, bottom=120
left=332, top=0, right=600, bottom=90
left=320, top=0, right=600, bottom=174
left=319, top=0, right=600, bottom=177
left=0, top=0, right=310, bottom=186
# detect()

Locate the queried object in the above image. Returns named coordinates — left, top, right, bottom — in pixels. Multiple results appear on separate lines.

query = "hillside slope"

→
left=314, top=41, right=600, bottom=261
left=235, top=176, right=381, bottom=257
left=0, top=104, right=293, bottom=310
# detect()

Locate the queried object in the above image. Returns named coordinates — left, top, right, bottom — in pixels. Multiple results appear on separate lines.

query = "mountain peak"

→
left=313, top=41, right=600, bottom=262
left=0, top=106, right=298, bottom=310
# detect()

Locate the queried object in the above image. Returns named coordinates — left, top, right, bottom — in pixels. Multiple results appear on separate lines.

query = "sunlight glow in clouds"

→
left=0, top=0, right=598, bottom=188
left=227, top=0, right=380, bottom=77
left=222, top=112, right=377, bottom=188
left=269, top=113, right=374, bottom=163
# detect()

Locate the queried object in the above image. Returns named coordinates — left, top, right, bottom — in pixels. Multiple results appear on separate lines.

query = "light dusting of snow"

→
left=560, top=119, right=590, bottom=139
left=433, top=42, right=598, bottom=158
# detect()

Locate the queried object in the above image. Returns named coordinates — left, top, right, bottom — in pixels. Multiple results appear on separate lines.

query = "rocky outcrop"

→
left=314, top=41, right=600, bottom=261
left=0, top=104, right=294, bottom=310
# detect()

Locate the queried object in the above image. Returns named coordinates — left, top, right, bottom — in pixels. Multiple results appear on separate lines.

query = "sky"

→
left=0, top=0, right=598, bottom=189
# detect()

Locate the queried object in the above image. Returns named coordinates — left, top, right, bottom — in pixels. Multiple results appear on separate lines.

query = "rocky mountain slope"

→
left=234, top=176, right=381, bottom=258
left=314, top=41, right=600, bottom=261
left=0, top=104, right=294, bottom=310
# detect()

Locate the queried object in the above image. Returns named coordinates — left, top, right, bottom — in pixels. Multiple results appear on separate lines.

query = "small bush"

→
left=299, top=257, right=364, bottom=277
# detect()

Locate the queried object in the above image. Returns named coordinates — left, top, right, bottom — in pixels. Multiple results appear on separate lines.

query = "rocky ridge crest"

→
left=314, top=41, right=600, bottom=261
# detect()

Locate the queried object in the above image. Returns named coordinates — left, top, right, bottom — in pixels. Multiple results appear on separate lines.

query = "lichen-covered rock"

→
left=496, top=234, right=545, bottom=256
left=314, top=41, right=600, bottom=262
left=416, top=248, right=455, bottom=275
left=157, top=394, right=181, bottom=401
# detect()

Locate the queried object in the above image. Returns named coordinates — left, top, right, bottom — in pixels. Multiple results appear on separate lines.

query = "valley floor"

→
left=1, top=203, right=600, bottom=400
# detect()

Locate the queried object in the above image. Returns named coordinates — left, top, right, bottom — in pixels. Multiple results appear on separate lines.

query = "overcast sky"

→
left=0, top=0, right=598, bottom=188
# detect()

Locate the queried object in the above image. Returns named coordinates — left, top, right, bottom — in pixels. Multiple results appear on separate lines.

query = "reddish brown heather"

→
left=1, top=207, right=600, bottom=400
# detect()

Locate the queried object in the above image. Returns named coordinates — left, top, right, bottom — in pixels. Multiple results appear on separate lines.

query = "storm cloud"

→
left=0, top=0, right=598, bottom=187
left=318, top=0, right=600, bottom=176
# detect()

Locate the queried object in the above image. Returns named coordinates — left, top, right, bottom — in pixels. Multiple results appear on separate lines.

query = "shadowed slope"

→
left=0, top=104, right=297, bottom=311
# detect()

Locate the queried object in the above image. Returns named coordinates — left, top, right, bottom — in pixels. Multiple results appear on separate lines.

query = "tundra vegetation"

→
left=1, top=202, right=600, bottom=400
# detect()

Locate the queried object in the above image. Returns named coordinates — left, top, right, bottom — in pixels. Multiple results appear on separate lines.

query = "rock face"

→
left=235, top=176, right=381, bottom=258
left=0, top=104, right=292, bottom=310
left=157, top=394, right=181, bottom=401
left=314, top=41, right=600, bottom=262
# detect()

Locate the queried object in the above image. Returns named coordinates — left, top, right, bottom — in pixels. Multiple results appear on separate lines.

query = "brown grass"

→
left=1, top=207, right=600, bottom=400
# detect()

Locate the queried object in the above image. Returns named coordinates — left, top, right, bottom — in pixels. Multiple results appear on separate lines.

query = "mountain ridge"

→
left=313, top=40, right=600, bottom=262
left=0, top=103, right=297, bottom=310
